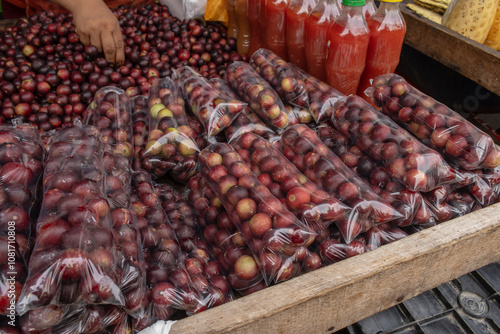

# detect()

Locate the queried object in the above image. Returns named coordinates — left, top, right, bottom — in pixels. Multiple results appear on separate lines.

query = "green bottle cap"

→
left=342, top=0, right=366, bottom=6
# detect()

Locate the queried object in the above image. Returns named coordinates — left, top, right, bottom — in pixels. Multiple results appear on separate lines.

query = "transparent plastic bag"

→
left=199, top=143, right=317, bottom=284
left=0, top=124, right=45, bottom=317
left=296, top=67, right=344, bottom=123
left=226, top=61, right=291, bottom=131
left=250, top=48, right=310, bottom=109
left=466, top=168, right=500, bottom=206
left=424, top=186, right=477, bottom=222
left=159, top=0, right=207, bottom=20
left=230, top=132, right=352, bottom=234
left=329, top=95, right=461, bottom=192
left=101, top=144, right=147, bottom=318
left=130, top=171, right=205, bottom=330
left=185, top=174, right=267, bottom=294
left=361, top=223, right=408, bottom=251
left=209, top=77, right=279, bottom=143
left=369, top=74, right=500, bottom=170
left=142, top=77, right=200, bottom=183
left=279, top=125, right=404, bottom=242
left=315, top=226, right=368, bottom=265
left=84, top=87, right=134, bottom=162
left=316, top=123, right=435, bottom=227
left=176, top=66, right=247, bottom=138
left=17, top=125, right=124, bottom=316
left=21, top=304, right=130, bottom=334
left=152, top=182, right=235, bottom=314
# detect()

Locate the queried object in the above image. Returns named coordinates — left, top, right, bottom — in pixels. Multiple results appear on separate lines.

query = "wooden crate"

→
left=401, top=3, right=500, bottom=97
left=169, top=202, right=500, bottom=333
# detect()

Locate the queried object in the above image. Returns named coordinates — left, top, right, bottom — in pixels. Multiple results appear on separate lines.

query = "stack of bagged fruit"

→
left=0, top=6, right=499, bottom=332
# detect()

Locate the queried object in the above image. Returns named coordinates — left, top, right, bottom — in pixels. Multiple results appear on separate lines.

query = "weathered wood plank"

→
left=401, top=4, right=500, bottom=96
left=170, top=202, right=500, bottom=333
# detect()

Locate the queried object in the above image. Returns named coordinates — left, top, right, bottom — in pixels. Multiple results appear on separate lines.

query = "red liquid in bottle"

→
left=264, top=0, right=289, bottom=61
left=363, top=0, right=377, bottom=20
left=286, top=0, right=316, bottom=70
left=248, top=0, right=263, bottom=55
left=326, top=4, right=370, bottom=95
left=357, top=1, right=406, bottom=99
left=305, top=0, right=341, bottom=81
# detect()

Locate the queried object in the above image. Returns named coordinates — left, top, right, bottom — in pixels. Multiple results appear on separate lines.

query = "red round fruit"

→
left=286, top=187, right=311, bottom=211
left=249, top=212, right=272, bottom=238
left=234, top=255, right=259, bottom=281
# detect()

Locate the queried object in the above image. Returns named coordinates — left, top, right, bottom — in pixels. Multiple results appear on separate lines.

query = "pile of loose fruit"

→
left=1, top=4, right=500, bottom=334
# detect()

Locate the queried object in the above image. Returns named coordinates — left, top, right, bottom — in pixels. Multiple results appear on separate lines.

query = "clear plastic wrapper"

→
left=0, top=124, right=44, bottom=318
left=317, top=237, right=368, bottom=265
left=129, top=171, right=206, bottom=330
left=199, top=143, right=317, bottom=284
left=85, top=88, right=147, bottom=318
left=176, top=66, right=247, bottom=138
left=297, top=67, right=344, bottom=123
left=316, top=123, right=435, bottom=227
left=209, top=78, right=279, bottom=144
left=279, top=125, right=404, bottom=242
left=131, top=96, right=152, bottom=173
left=285, top=103, right=314, bottom=125
left=153, top=181, right=234, bottom=314
left=17, top=125, right=124, bottom=315
left=360, top=223, right=408, bottom=251
left=369, top=73, right=500, bottom=170
left=424, top=186, right=477, bottom=222
left=230, top=132, right=352, bottom=234
left=84, top=87, right=134, bottom=162
left=101, top=144, right=146, bottom=319
left=225, top=61, right=291, bottom=131
left=249, top=48, right=310, bottom=109
left=142, top=77, right=200, bottom=182
left=20, top=304, right=130, bottom=334
left=185, top=174, right=266, bottom=294
left=329, top=95, right=460, bottom=192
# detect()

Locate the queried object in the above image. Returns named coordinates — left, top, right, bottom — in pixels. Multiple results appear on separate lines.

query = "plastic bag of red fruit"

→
left=16, top=124, right=125, bottom=316
left=225, top=61, right=294, bottom=131
left=368, top=74, right=500, bottom=171
left=175, top=66, right=247, bottom=139
left=142, top=77, right=200, bottom=181
left=199, top=143, right=317, bottom=285
left=277, top=125, right=404, bottom=242
left=83, top=86, right=134, bottom=161
left=329, top=95, right=462, bottom=192
left=229, top=132, right=352, bottom=234
left=249, top=48, right=310, bottom=110
left=0, top=123, right=45, bottom=317
left=209, top=77, right=279, bottom=144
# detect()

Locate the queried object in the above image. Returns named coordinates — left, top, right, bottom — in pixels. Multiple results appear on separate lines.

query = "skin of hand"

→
left=53, top=0, right=125, bottom=66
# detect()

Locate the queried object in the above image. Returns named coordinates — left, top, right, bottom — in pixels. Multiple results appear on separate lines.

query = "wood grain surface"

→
left=401, top=4, right=500, bottom=96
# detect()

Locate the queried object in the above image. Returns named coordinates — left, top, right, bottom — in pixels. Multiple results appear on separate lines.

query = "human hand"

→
left=70, top=0, right=125, bottom=66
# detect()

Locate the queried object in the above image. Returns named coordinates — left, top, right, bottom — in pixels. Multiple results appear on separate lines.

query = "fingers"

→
left=101, top=30, right=117, bottom=65
left=79, top=32, right=91, bottom=46
left=113, top=29, right=125, bottom=66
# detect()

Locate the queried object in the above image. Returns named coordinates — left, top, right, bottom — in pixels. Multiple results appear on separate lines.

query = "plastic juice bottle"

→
left=325, top=0, right=370, bottom=95
left=357, top=0, right=406, bottom=99
left=286, top=0, right=317, bottom=70
left=226, top=0, right=239, bottom=39
left=264, top=0, right=290, bottom=60
left=248, top=0, right=263, bottom=55
left=363, top=0, right=377, bottom=20
left=260, top=0, right=267, bottom=41
left=305, top=0, right=342, bottom=81
left=236, top=0, right=251, bottom=55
